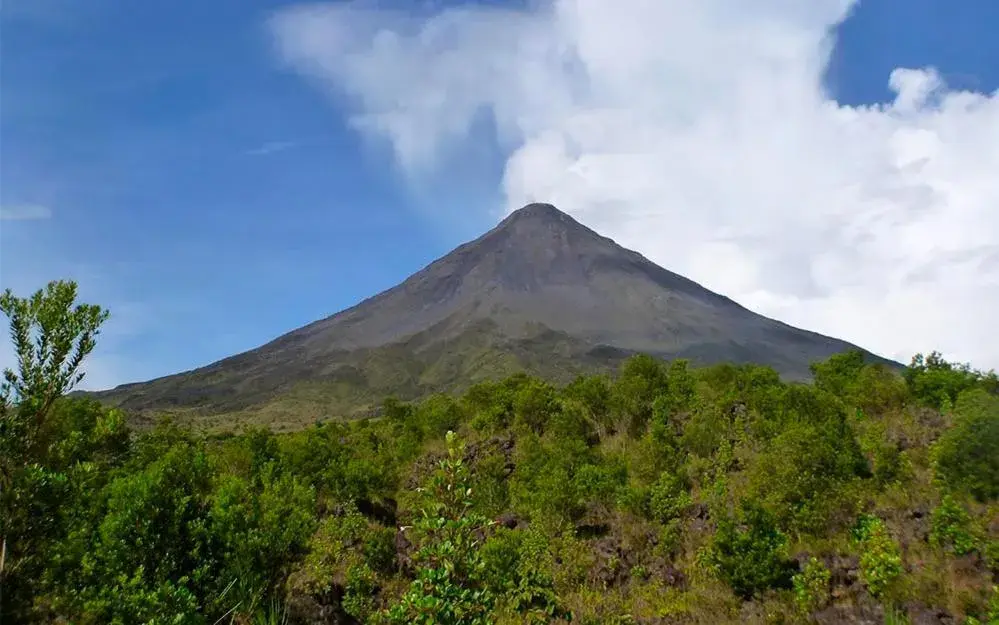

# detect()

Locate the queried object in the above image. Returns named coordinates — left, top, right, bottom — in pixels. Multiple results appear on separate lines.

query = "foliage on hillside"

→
left=3, top=281, right=999, bottom=625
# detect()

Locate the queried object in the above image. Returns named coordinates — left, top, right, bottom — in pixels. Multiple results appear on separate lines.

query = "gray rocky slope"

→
left=94, top=203, right=896, bottom=419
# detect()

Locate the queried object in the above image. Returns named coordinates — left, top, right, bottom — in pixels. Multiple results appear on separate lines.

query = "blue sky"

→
left=2, top=0, right=998, bottom=388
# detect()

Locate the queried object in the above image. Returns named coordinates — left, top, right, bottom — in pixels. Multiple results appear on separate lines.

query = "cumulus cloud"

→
left=269, top=0, right=999, bottom=369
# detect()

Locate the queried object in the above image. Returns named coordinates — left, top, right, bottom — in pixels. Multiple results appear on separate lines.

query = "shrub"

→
left=929, top=495, right=978, bottom=556
left=74, top=444, right=214, bottom=622
left=572, top=461, right=627, bottom=512
left=564, top=374, right=612, bottom=432
left=905, top=351, right=995, bottom=409
left=470, top=451, right=511, bottom=518
left=381, top=432, right=495, bottom=624
left=750, top=419, right=865, bottom=533
left=465, top=380, right=516, bottom=433
left=480, top=528, right=570, bottom=623
left=512, top=378, right=559, bottom=435
left=810, top=349, right=867, bottom=398
left=852, top=515, right=903, bottom=599
left=611, top=354, right=668, bottom=434
left=648, top=472, right=692, bottom=524
left=415, top=394, right=466, bottom=439
left=509, top=435, right=593, bottom=529
left=933, top=389, right=999, bottom=502
left=341, top=563, right=379, bottom=620
left=208, top=466, right=316, bottom=612
left=701, top=501, right=796, bottom=599
left=792, top=556, right=831, bottom=613
left=964, top=585, right=999, bottom=625
left=299, top=502, right=371, bottom=594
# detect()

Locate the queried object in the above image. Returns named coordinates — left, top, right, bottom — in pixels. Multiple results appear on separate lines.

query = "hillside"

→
left=4, top=268, right=998, bottom=625
left=92, top=203, right=896, bottom=429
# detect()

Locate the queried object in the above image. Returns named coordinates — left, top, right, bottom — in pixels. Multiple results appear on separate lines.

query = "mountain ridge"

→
left=92, top=202, right=899, bottom=429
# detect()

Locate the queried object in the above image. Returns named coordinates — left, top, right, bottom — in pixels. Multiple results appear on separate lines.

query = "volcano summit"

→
left=94, top=203, right=893, bottom=427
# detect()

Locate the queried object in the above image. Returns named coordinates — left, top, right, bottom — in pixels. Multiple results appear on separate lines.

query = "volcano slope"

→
left=92, top=203, right=896, bottom=429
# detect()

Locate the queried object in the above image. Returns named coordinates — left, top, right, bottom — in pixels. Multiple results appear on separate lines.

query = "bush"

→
left=480, top=528, right=570, bottom=623
left=852, top=515, right=903, bottom=599
left=933, top=389, right=999, bottom=502
left=648, top=472, right=692, bottom=524
left=509, top=435, right=594, bottom=529
left=749, top=418, right=866, bottom=533
left=470, top=451, right=511, bottom=518
left=299, top=503, right=374, bottom=594
left=381, top=432, right=495, bottom=624
left=74, top=444, right=214, bottom=622
left=415, top=394, right=466, bottom=439
left=208, top=466, right=316, bottom=612
left=572, top=461, right=627, bottom=512
left=965, top=585, right=999, bottom=625
left=810, top=350, right=867, bottom=398
left=701, top=501, right=796, bottom=599
left=465, top=380, right=515, bottom=433
left=928, top=494, right=978, bottom=556
left=905, top=351, right=997, bottom=409
left=611, top=354, right=668, bottom=434
left=792, top=556, right=831, bottom=613
left=512, top=378, right=559, bottom=435
left=564, top=374, right=612, bottom=432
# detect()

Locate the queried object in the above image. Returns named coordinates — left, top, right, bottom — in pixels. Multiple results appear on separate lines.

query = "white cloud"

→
left=245, top=140, right=302, bottom=156
left=1, top=204, right=52, bottom=220
left=269, top=0, right=999, bottom=370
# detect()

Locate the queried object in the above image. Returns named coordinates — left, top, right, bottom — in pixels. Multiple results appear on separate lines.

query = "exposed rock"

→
left=394, top=528, right=415, bottom=574
left=586, top=535, right=685, bottom=589
left=812, top=596, right=884, bottom=625
left=905, top=602, right=956, bottom=625
left=495, top=511, right=526, bottom=530
left=688, top=502, right=712, bottom=533
left=285, top=593, right=359, bottom=625
left=285, top=571, right=359, bottom=625
left=825, top=554, right=861, bottom=594
left=355, top=497, right=397, bottom=526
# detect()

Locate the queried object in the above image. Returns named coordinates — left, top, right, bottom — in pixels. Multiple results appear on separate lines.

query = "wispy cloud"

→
left=244, top=140, right=302, bottom=156
left=0, top=204, right=53, bottom=221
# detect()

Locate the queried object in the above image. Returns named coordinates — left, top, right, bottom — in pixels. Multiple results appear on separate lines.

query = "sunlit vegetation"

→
left=2, top=281, right=998, bottom=624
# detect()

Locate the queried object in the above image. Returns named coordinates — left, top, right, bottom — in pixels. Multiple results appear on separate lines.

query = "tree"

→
left=809, top=349, right=866, bottom=398
left=611, top=354, right=667, bottom=435
left=905, top=351, right=996, bottom=409
left=0, top=280, right=108, bottom=620
left=1, top=280, right=108, bottom=465
left=0, top=280, right=108, bottom=407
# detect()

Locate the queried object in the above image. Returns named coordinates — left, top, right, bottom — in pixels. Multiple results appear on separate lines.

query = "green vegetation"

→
left=792, top=556, right=831, bottom=614
left=2, top=280, right=999, bottom=624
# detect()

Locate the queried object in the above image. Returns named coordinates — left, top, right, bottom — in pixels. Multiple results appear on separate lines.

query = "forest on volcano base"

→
left=2, top=280, right=998, bottom=624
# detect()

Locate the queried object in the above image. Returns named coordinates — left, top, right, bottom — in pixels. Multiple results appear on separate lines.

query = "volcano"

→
left=94, top=203, right=895, bottom=428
